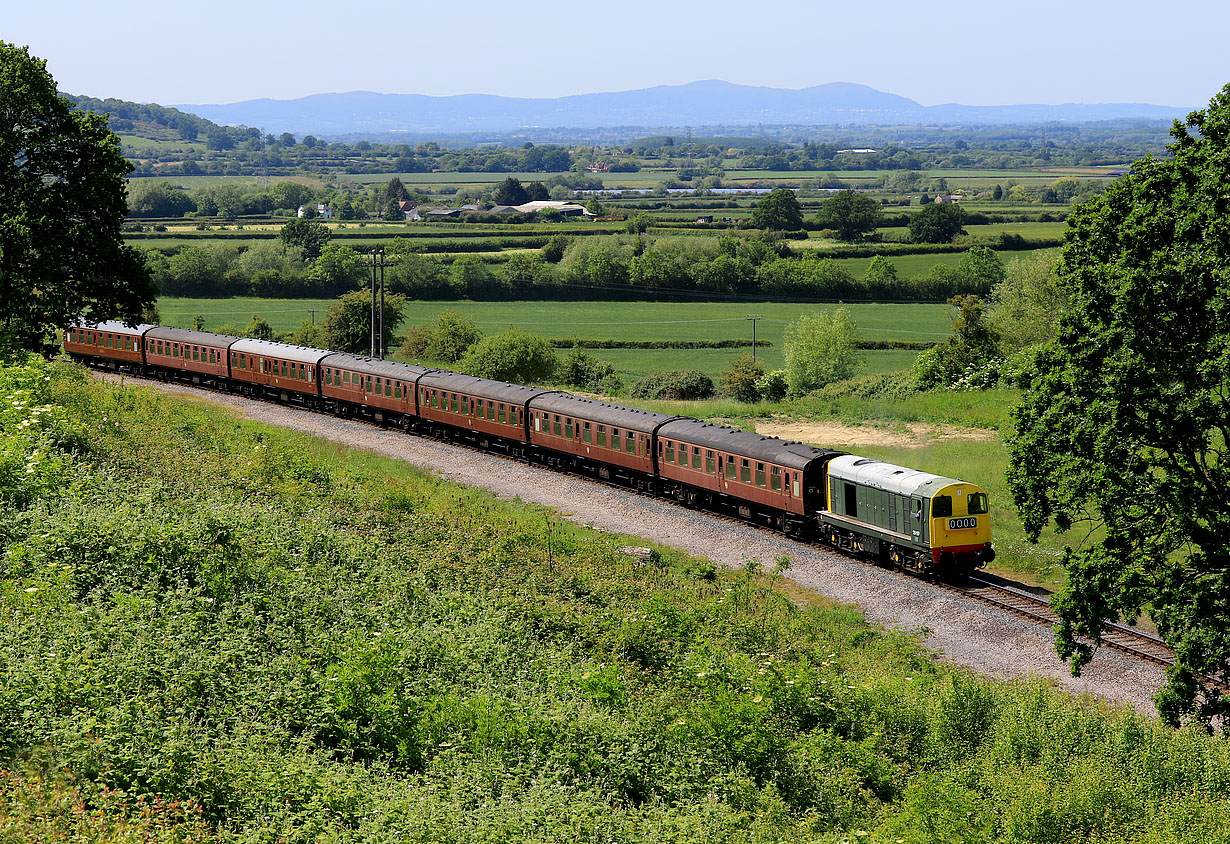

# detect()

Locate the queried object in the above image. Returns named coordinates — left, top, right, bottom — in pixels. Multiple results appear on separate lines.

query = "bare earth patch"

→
left=757, top=419, right=999, bottom=449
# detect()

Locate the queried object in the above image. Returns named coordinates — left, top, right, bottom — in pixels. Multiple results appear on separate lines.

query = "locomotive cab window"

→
left=932, top=495, right=953, bottom=518
left=967, top=492, right=988, bottom=515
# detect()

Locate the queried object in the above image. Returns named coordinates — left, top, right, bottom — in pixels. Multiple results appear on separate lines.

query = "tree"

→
left=244, top=314, right=274, bottom=341
left=624, top=212, right=653, bottom=235
left=385, top=176, right=409, bottom=203
left=279, top=217, right=330, bottom=260
left=815, top=190, right=883, bottom=241
left=1007, top=85, right=1230, bottom=726
left=988, top=254, right=1069, bottom=351
left=720, top=354, right=765, bottom=402
left=953, top=245, right=1007, bottom=294
left=0, top=42, right=154, bottom=356
left=560, top=346, right=618, bottom=392
left=782, top=308, right=860, bottom=396
left=864, top=255, right=899, bottom=285
left=305, top=244, right=367, bottom=294
left=458, top=329, right=557, bottom=383
left=749, top=188, right=804, bottom=232
left=494, top=177, right=530, bottom=206
left=320, top=289, right=406, bottom=354
left=525, top=181, right=549, bottom=201
left=913, top=295, right=1000, bottom=390
left=908, top=203, right=965, bottom=243
left=424, top=310, right=483, bottom=362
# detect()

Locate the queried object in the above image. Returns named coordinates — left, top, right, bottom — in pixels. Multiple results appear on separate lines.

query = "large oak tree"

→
left=0, top=42, right=153, bottom=356
left=1008, top=84, right=1230, bottom=725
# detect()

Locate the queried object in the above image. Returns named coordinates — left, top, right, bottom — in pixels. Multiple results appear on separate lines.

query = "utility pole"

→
left=746, top=315, right=763, bottom=362
left=307, top=308, right=317, bottom=326
left=369, top=247, right=390, bottom=358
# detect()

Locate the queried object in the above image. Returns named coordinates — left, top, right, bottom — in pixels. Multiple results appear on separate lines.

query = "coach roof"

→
left=418, top=369, right=551, bottom=404
left=657, top=418, right=842, bottom=470
left=529, top=392, right=680, bottom=434
left=320, top=353, right=434, bottom=381
left=229, top=338, right=332, bottom=366
left=76, top=320, right=155, bottom=334
left=145, top=326, right=239, bottom=348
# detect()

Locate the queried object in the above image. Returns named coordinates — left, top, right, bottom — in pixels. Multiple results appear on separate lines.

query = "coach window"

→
left=582, top=422, right=591, bottom=444
left=511, top=408, right=519, bottom=426
left=740, top=459, right=751, bottom=483
left=691, top=447, right=702, bottom=470
left=932, top=495, right=953, bottom=518
left=394, top=382, right=402, bottom=399
left=756, top=463, right=766, bottom=487
left=770, top=467, right=782, bottom=492
left=447, top=393, right=456, bottom=412
left=705, top=450, right=715, bottom=474
left=610, top=427, right=620, bottom=451
left=596, top=425, right=607, bottom=447
left=565, top=418, right=574, bottom=438
left=495, top=403, right=504, bottom=423
left=534, top=413, right=542, bottom=432
left=665, top=441, right=675, bottom=464
left=628, top=431, right=637, bottom=454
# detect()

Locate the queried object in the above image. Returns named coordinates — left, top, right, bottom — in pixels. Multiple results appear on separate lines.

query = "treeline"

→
left=146, top=233, right=1011, bottom=303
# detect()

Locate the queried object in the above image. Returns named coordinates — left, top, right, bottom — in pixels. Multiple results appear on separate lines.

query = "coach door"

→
left=911, top=496, right=927, bottom=544
left=718, top=455, right=727, bottom=491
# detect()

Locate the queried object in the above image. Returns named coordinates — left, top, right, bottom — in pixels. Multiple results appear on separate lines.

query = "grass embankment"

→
left=3, top=358, right=1229, bottom=842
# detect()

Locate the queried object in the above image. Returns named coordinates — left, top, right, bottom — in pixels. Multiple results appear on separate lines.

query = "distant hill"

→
left=175, top=80, right=1190, bottom=136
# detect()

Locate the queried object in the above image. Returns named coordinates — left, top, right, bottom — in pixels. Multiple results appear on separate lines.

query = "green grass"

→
left=5, top=355, right=1230, bottom=843
left=161, top=297, right=954, bottom=344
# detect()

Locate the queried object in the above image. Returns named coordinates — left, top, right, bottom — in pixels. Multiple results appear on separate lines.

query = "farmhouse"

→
left=297, top=203, right=333, bottom=219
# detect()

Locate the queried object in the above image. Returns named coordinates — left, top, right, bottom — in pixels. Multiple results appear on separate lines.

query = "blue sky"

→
left=10, top=0, right=1228, bottom=108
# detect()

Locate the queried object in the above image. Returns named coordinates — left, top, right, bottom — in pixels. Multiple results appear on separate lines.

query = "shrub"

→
left=458, top=329, right=557, bottom=383
left=719, top=354, right=764, bottom=402
left=629, top=370, right=715, bottom=400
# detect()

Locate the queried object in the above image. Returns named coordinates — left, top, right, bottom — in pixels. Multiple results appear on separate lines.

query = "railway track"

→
left=95, top=366, right=1191, bottom=683
left=948, top=573, right=1181, bottom=669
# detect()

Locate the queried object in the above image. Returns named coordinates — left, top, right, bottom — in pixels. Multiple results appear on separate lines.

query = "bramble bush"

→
left=3, top=361, right=1230, bottom=842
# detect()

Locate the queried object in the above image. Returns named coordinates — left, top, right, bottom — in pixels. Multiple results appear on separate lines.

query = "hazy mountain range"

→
left=174, top=80, right=1190, bottom=137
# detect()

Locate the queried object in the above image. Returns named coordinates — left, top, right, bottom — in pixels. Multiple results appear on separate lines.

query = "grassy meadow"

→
left=3, top=354, right=1228, bottom=843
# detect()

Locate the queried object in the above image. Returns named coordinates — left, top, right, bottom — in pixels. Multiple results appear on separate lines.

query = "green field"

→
left=161, top=297, right=951, bottom=341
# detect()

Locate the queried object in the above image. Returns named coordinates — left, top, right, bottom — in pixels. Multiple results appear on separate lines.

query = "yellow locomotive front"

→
left=926, top=481, right=994, bottom=569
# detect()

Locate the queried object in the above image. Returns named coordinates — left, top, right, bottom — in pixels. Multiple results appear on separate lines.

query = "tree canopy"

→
left=494, top=177, right=530, bottom=207
left=0, top=42, right=154, bottom=356
left=749, top=189, right=804, bottom=232
left=782, top=308, right=861, bottom=396
left=458, top=329, right=557, bottom=384
left=1007, top=84, right=1230, bottom=726
left=320, top=289, right=406, bottom=354
left=815, top=190, right=883, bottom=241
left=908, top=202, right=965, bottom=243
left=279, top=217, right=330, bottom=260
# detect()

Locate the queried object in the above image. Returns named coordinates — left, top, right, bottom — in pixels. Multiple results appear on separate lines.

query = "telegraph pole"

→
left=369, top=247, right=390, bottom=358
left=746, top=315, right=763, bottom=361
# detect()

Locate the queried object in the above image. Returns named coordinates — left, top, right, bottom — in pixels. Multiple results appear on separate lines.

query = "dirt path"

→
left=757, top=419, right=999, bottom=449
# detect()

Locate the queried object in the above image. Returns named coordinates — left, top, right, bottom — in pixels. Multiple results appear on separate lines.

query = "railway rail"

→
left=946, top=574, right=1204, bottom=679
left=95, top=365, right=1196, bottom=684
